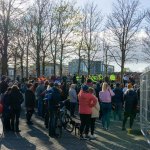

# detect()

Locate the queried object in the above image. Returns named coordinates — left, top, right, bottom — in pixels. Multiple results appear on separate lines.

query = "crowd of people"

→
left=0, top=74, right=140, bottom=140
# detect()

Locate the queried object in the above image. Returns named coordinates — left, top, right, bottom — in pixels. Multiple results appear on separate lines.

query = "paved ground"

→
left=0, top=111, right=149, bottom=150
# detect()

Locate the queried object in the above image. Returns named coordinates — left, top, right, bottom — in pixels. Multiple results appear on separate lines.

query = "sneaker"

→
left=80, top=135, right=85, bottom=140
left=27, top=121, right=33, bottom=125
left=90, top=135, right=96, bottom=139
left=106, top=128, right=109, bottom=131
left=15, top=129, right=21, bottom=132
left=84, top=135, right=90, bottom=140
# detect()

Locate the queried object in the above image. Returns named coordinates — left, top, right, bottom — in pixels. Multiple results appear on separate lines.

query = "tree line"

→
left=0, top=0, right=149, bottom=82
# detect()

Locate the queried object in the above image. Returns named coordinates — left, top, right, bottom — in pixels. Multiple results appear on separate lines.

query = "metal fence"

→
left=140, top=67, right=150, bottom=144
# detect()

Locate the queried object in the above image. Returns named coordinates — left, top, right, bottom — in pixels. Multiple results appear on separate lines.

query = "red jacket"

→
left=78, top=90, right=97, bottom=114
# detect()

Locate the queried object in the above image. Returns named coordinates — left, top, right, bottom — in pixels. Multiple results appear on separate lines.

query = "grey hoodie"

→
left=69, top=88, right=77, bottom=103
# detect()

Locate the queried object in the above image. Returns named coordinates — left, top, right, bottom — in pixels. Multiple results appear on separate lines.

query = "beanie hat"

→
left=82, top=84, right=89, bottom=92
left=127, top=83, right=132, bottom=89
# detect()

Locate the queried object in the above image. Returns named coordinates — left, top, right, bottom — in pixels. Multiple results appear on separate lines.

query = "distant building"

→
left=29, top=63, right=68, bottom=77
left=68, top=59, right=114, bottom=75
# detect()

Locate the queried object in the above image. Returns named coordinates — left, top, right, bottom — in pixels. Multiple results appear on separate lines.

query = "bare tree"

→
left=107, top=0, right=145, bottom=82
left=81, top=2, right=103, bottom=75
left=28, top=0, right=49, bottom=77
left=0, top=0, right=26, bottom=76
left=143, top=10, right=150, bottom=62
left=53, top=1, right=79, bottom=77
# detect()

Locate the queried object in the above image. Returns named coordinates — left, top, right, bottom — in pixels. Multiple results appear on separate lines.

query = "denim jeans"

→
left=49, top=110, right=58, bottom=136
left=101, top=102, right=112, bottom=129
left=38, top=99, right=43, bottom=117
left=113, top=102, right=122, bottom=121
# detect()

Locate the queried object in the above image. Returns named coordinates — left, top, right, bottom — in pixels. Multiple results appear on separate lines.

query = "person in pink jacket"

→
left=78, top=84, right=97, bottom=140
left=99, top=82, right=115, bottom=130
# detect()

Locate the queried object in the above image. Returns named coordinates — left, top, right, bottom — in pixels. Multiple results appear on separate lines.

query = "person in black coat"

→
left=2, top=87, right=12, bottom=131
left=122, top=84, right=138, bottom=130
left=48, top=82, right=62, bottom=138
left=112, top=83, right=123, bottom=121
left=25, top=83, right=35, bottom=125
left=9, top=85, right=24, bottom=132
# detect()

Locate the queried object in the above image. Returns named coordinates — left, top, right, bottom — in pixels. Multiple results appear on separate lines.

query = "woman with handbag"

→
left=99, top=82, right=115, bottom=130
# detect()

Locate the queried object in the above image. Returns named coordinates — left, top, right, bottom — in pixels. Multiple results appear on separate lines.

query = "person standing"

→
left=2, top=87, right=12, bottom=131
left=73, top=74, right=77, bottom=84
left=0, top=76, right=8, bottom=101
left=35, top=81, right=45, bottom=117
left=25, top=83, right=36, bottom=125
left=48, top=82, right=62, bottom=138
left=89, top=87, right=100, bottom=139
left=112, top=83, right=123, bottom=121
left=78, top=85, right=97, bottom=140
left=122, top=84, right=138, bottom=130
left=69, top=84, right=77, bottom=117
left=9, top=85, right=24, bottom=132
left=99, top=82, right=115, bottom=130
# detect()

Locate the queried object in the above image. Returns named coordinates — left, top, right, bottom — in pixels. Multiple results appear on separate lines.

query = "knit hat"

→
left=82, top=84, right=89, bottom=92
left=127, top=83, right=132, bottom=89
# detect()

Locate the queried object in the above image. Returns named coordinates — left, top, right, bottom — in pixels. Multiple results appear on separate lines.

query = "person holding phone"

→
left=99, top=82, right=115, bottom=130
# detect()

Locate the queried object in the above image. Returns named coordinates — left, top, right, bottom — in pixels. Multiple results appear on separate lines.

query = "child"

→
left=89, top=87, right=100, bottom=139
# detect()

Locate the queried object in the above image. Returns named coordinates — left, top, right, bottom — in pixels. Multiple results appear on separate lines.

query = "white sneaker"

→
left=90, top=134, right=97, bottom=139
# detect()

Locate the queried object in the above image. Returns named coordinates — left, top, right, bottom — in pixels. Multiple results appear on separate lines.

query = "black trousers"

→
left=91, top=118, right=96, bottom=135
left=10, top=109, right=21, bottom=131
left=122, top=112, right=136, bottom=128
left=80, top=114, right=91, bottom=135
left=70, top=102, right=76, bottom=116
left=26, top=109, right=34, bottom=122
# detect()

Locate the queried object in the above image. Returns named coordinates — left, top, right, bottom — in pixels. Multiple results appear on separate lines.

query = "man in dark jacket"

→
left=9, top=85, right=24, bottom=132
left=112, top=83, right=123, bottom=121
left=122, top=84, right=138, bottom=130
left=0, top=76, right=8, bottom=102
left=48, top=82, right=62, bottom=138
left=25, top=83, right=35, bottom=125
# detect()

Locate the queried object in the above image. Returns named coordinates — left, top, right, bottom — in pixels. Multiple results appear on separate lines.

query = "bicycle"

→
left=60, top=100, right=75, bottom=133
left=54, top=99, right=75, bottom=138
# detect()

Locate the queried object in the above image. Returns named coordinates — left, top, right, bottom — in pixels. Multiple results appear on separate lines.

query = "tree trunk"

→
left=87, top=47, right=90, bottom=75
left=20, top=57, right=24, bottom=80
left=121, top=50, right=125, bottom=84
left=60, top=44, right=63, bottom=77
left=1, top=55, right=8, bottom=76
left=36, top=34, right=41, bottom=77
left=42, top=55, right=45, bottom=76
left=26, top=45, right=29, bottom=79
left=2, top=33, right=9, bottom=75
left=78, top=57, right=81, bottom=75
left=14, top=54, right=17, bottom=81
left=53, top=43, right=57, bottom=76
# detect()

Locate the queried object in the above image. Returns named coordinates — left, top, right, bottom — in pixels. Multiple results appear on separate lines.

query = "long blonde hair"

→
left=102, top=82, right=108, bottom=92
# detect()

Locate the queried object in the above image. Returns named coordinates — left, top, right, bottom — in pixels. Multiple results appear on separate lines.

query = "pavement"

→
left=0, top=111, right=150, bottom=150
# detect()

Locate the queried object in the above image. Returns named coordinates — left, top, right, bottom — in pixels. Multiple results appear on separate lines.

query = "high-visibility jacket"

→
left=110, top=74, right=116, bottom=81
left=98, top=74, right=103, bottom=80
